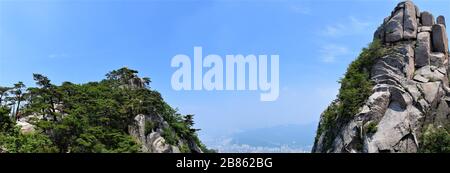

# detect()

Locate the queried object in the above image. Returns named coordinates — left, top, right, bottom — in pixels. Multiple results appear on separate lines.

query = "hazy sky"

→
left=1, top=0, right=449, bottom=151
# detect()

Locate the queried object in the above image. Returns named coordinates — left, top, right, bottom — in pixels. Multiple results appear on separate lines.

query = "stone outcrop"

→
left=421, top=12, right=434, bottom=26
left=437, top=15, right=446, bottom=27
left=432, top=24, right=449, bottom=54
left=382, top=1, right=419, bottom=42
left=313, top=1, right=449, bottom=153
left=128, top=114, right=203, bottom=153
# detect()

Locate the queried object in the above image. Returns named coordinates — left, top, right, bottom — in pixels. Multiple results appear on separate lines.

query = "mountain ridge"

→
left=0, top=67, right=210, bottom=153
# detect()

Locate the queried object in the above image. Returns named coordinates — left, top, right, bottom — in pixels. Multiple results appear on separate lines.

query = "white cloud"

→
left=321, top=16, right=373, bottom=37
left=319, top=44, right=351, bottom=63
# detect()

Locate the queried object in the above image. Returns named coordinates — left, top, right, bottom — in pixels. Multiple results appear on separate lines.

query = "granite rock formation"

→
left=313, top=1, right=449, bottom=153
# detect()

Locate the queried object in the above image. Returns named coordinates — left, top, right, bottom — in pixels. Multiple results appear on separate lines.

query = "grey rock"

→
left=433, top=100, right=449, bottom=126
left=432, top=24, right=449, bottom=53
left=437, top=15, right=446, bottom=27
left=385, top=7, right=404, bottom=42
left=415, top=32, right=431, bottom=67
left=374, top=25, right=385, bottom=42
left=313, top=1, right=449, bottom=153
left=430, top=52, right=446, bottom=67
left=419, top=82, right=441, bottom=103
left=404, top=82, right=421, bottom=101
left=385, top=20, right=404, bottom=42
left=414, top=66, right=446, bottom=83
left=421, top=11, right=435, bottom=26
left=418, top=26, right=432, bottom=32
left=395, top=44, right=415, bottom=79
left=16, top=120, right=35, bottom=134
left=128, top=114, right=200, bottom=153
left=367, top=102, right=416, bottom=153
left=403, top=1, right=418, bottom=39
left=413, top=74, right=429, bottom=83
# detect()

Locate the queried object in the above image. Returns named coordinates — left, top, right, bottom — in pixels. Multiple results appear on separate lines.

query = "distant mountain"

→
left=206, top=123, right=316, bottom=153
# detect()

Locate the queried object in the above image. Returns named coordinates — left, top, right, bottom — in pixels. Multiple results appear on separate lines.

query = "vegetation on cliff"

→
left=314, top=40, right=388, bottom=150
left=420, top=124, right=450, bottom=153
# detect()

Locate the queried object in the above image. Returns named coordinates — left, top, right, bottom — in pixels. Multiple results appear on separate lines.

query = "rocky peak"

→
left=313, top=1, right=449, bottom=153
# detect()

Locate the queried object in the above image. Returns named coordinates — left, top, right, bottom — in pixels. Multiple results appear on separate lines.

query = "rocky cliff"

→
left=313, top=1, right=450, bottom=153
left=128, top=114, right=203, bottom=153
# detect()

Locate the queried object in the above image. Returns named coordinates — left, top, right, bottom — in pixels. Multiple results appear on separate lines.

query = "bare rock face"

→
left=403, top=1, right=419, bottom=39
left=128, top=114, right=202, bottom=153
left=313, top=1, right=449, bottom=153
left=415, top=32, right=431, bottom=67
left=432, top=24, right=449, bottom=54
left=128, top=114, right=177, bottom=153
left=383, top=1, right=419, bottom=42
left=437, top=15, right=446, bottom=27
left=421, top=11, right=435, bottom=26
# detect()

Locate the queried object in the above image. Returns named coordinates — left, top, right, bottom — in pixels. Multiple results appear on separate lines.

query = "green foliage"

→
left=0, top=128, right=58, bottom=153
left=365, top=122, right=378, bottom=134
left=162, top=127, right=179, bottom=146
left=337, top=40, right=387, bottom=119
left=0, top=67, right=208, bottom=153
left=314, top=40, right=388, bottom=151
left=0, top=106, right=14, bottom=134
left=420, top=125, right=450, bottom=153
left=145, top=121, right=156, bottom=136
left=314, top=101, right=339, bottom=150
left=179, top=143, right=191, bottom=153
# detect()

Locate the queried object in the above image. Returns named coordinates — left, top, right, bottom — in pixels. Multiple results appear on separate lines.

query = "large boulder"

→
left=421, top=11, right=435, bottom=26
left=430, top=52, right=447, bottom=67
left=385, top=5, right=404, bottom=42
left=419, top=82, right=442, bottom=103
left=415, top=32, right=431, bottom=67
left=403, top=1, right=418, bottom=39
left=432, top=24, right=449, bottom=53
left=128, top=114, right=180, bottom=153
left=414, top=66, right=447, bottom=84
left=437, top=15, right=446, bottom=27
left=16, top=116, right=37, bottom=134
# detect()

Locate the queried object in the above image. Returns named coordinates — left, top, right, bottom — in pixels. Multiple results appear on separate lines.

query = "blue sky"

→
left=1, top=0, right=449, bottom=152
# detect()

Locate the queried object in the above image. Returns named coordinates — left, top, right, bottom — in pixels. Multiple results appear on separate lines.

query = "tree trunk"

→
left=15, top=99, right=21, bottom=121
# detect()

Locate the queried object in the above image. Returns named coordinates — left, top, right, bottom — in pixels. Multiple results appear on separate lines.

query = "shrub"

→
left=314, top=39, right=388, bottom=151
left=145, top=121, right=156, bottom=136
left=365, top=122, right=378, bottom=134
left=420, top=125, right=450, bottom=153
left=162, top=127, right=179, bottom=145
left=179, top=143, right=190, bottom=153
left=0, top=130, right=58, bottom=153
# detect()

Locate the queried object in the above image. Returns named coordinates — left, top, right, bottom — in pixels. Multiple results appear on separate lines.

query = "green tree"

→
left=9, top=82, right=26, bottom=121
left=420, top=125, right=450, bottom=153
left=0, top=86, right=10, bottom=106
left=106, top=67, right=139, bottom=84
left=0, top=106, right=14, bottom=134
left=28, top=74, right=62, bottom=121
left=1, top=67, right=208, bottom=153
